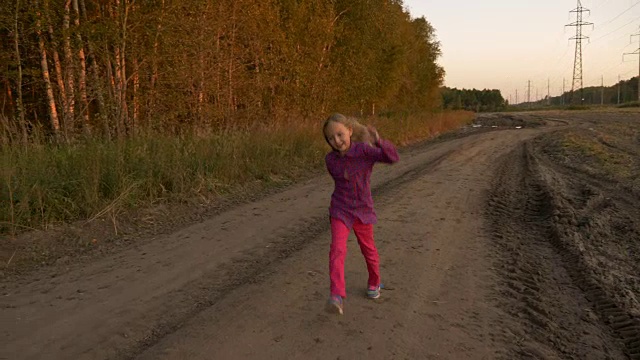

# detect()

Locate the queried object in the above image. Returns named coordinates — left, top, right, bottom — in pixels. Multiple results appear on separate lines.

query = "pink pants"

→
left=329, top=218, right=380, bottom=298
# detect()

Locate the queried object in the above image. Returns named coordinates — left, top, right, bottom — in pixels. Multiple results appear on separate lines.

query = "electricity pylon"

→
left=566, top=0, right=593, bottom=104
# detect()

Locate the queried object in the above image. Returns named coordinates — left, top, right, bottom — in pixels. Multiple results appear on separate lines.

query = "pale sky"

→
left=403, top=0, right=640, bottom=103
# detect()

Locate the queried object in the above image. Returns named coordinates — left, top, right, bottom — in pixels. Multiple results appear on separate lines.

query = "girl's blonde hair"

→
left=323, top=113, right=374, bottom=145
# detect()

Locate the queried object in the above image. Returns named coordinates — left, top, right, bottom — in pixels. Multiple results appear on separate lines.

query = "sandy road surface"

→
left=2, top=113, right=637, bottom=359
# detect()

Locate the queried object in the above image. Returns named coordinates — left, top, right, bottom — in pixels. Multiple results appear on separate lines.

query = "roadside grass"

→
left=1, top=111, right=474, bottom=238
left=560, top=128, right=638, bottom=183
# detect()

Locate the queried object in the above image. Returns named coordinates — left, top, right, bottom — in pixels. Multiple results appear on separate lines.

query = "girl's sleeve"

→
left=362, top=139, right=399, bottom=164
left=325, top=152, right=333, bottom=172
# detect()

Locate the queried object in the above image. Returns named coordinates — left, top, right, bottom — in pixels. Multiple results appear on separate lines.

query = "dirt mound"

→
left=474, top=113, right=547, bottom=129
left=486, top=143, right=626, bottom=359
left=535, top=125, right=640, bottom=359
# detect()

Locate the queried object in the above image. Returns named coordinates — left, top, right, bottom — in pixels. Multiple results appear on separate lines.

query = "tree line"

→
left=0, top=0, right=445, bottom=143
left=441, top=87, right=506, bottom=112
left=513, top=76, right=639, bottom=108
left=549, top=76, right=639, bottom=106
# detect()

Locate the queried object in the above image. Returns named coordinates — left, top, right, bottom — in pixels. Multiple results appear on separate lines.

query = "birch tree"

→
left=72, top=0, right=89, bottom=133
left=35, top=0, right=60, bottom=134
left=62, top=0, right=75, bottom=134
left=13, top=0, right=27, bottom=143
left=45, top=0, right=66, bottom=131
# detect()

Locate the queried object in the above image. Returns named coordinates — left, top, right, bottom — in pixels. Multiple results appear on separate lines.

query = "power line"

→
left=527, top=46, right=575, bottom=95
left=621, top=68, right=637, bottom=77
left=595, top=0, right=640, bottom=29
left=592, top=15, right=640, bottom=42
left=623, top=27, right=640, bottom=101
left=592, top=0, right=612, bottom=12
left=526, top=37, right=574, bottom=84
left=501, top=3, right=640, bottom=107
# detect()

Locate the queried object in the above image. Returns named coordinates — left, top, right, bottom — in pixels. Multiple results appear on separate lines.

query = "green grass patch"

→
left=617, top=101, right=640, bottom=108
left=560, top=131, right=635, bottom=179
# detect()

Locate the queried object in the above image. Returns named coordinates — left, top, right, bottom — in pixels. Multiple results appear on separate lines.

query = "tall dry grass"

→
left=371, top=111, right=474, bottom=146
left=1, top=111, right=474, bottom=235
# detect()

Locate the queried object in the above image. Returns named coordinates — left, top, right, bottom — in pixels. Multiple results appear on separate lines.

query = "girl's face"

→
left=324, top=121, right=353, bottom=154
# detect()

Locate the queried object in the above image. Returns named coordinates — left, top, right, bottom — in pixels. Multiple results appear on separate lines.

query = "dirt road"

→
left=2, top=111, right=639, bottom=359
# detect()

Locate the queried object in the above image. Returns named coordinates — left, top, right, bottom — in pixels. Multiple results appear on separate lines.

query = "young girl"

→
left=322, top=113, right=399, bottom=315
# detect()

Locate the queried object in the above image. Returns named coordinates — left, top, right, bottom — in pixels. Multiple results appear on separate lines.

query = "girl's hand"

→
left=367, top=125, right=380, bottom=144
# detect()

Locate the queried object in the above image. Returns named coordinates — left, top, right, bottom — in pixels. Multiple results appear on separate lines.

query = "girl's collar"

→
left=336, top=143, right=356, bottom=157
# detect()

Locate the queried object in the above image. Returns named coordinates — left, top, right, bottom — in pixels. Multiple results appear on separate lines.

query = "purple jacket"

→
left=325, top=140, right=399, bottom=229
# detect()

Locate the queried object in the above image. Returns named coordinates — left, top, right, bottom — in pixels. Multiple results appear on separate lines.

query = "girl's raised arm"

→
left=362, top=136, right=399, bottom=164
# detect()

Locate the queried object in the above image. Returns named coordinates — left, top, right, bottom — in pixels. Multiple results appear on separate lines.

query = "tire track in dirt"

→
left=10, top=112, right=631, bottom=360
left=135, top=128, right=539, bottom=360
left=118, top=149, right=457, bottom=360
left=486, top=137, right=636, bottom=359
left=0, top=135, right=458, bottom=360
left=530, top=148, right=640, bottom=359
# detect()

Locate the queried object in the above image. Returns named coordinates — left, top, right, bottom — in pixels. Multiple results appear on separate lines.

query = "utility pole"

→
left=516, top=89, right=519, bottom=104
left=562, top=78, right=566, bottom=106
left=601, top=75, right=604, bottom=106
left=527, top=80, right=531, bottom=108
left=547, top=78, right=551, bottom=106
left=617, top=75, right=621, bottom=105
left=623, top=27, right=640, bottom=102
left=566, top=1, right=592, bottom=104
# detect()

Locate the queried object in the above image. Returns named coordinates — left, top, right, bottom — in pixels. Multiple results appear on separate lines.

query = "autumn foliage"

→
left=0, top=0, right=464, bottom=235
left=1, top=0, right=445, bottom=140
